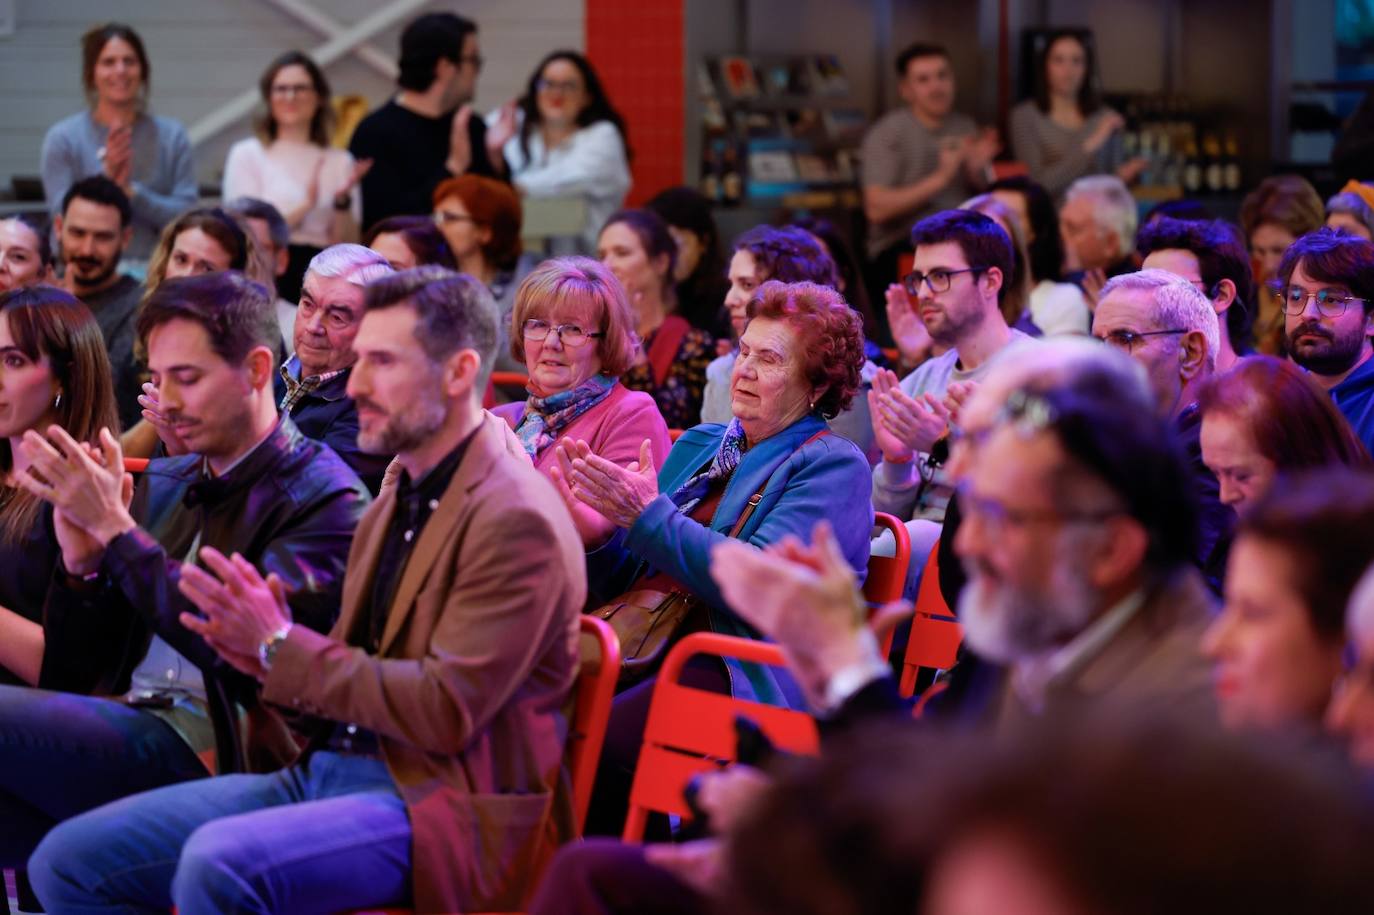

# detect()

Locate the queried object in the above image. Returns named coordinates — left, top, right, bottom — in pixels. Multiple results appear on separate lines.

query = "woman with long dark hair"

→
left=223, top=51, right=372, bottom=302
left=40, top=23, right=196, bottom=261
left=1008, top=30, right=1146, bottom=198
left=0, top=287, right=118, bottom=687
left=988, top=176, right=1091, bottom=334
left=494, top=50, right=632, bottom=252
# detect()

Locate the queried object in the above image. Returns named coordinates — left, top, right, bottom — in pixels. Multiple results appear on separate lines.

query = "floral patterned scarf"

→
left=513, top=373, right=617, bottom=458
left=669, top=418, right=748, bottom=515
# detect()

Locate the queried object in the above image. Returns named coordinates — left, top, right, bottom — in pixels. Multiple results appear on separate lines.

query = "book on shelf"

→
left=811, top=54, right=849, bottom=95
left=793, top=152, right=833, bottom=183
left=748, top=149, right=799, bottom=183
left=718, top=56, right=761, bottom=100
left=821, top=108, right=868, bottom=145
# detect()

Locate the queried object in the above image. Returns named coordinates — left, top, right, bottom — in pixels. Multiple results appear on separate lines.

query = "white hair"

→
left=1065, top=174, right=1138, bottom=252
left=306, top=243, right=394, bottom=287
left=1349, top=562, right=1374, bottom=644
left=1099, top=268, right=1221, bottom=370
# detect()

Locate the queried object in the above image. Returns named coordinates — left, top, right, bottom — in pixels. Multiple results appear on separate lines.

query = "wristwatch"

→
left=332, top=192, right=352, bottom=211
left=258, top=623, right=294, bottom=671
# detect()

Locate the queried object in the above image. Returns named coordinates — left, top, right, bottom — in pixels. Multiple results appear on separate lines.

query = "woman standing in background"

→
left=1008, top=30, right=1146, bottom=199
left=40, top=23, right=197, bottom=263
left=222, top=51, right=371, bottom=303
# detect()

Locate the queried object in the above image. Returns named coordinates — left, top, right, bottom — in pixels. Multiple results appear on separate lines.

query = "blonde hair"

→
left=509, top=256, right=638, bottom=378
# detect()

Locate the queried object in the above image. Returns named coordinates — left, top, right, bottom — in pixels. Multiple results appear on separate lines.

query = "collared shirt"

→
left=327, top=426, right=479, bottom=757
left=1010, top=589, right=1146, bottom=714
left=279, top=354, right=348, bottom=415
left=360, top=426, right=480, bottom=653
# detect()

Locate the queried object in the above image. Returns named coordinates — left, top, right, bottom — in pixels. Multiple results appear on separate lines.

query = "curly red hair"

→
left=747, top=280, right=865, bottom=418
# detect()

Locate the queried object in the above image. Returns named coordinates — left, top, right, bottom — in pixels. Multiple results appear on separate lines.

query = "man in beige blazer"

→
left=30, top=267, right=587, bottom=914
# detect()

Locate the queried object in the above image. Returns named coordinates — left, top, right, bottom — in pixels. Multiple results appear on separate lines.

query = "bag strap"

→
left=646, top=315, right=691, bottom=389
left=725, top=428, right=830, bottom=539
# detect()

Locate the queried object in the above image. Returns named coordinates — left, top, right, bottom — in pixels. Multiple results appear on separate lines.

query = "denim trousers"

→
left=28, top=750, right=412, bottom=915
left=0, top=684, right=209, bottom=867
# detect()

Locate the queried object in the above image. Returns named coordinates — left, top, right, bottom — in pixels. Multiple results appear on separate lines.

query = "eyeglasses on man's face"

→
left=523, top=319, right=604, bottom=347
left=1275, top=284, right=1365, bottom=318
left=902, top=267, right=984, bottom=297
left=1098, top=328, right=1188, bottom=352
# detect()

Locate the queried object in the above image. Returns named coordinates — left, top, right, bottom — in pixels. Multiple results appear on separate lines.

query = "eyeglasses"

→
left=459, top=53, right=485, bottom=70
left=1275, top=285, right=1365, bottom=318
left=902, top=267, right=983, bottom=297
left=1098, top=328, right=1188, bottom=352
left=270, top=84, right=316, bottom=98
left=433, top=210, right=476, bottom=228
left=536, top=78, right=583, bottom=94
left=523, top=319, right=604, bottom=347
left=957, top=481, right=1121, bottom=538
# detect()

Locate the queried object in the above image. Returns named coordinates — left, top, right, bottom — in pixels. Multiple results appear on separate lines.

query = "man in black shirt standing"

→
left=349, top=13, right=516, bottom=231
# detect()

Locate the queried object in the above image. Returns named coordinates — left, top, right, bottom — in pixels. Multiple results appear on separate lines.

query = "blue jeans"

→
left=29, top=751, right=413, bottom=915
left=0, top=684, right=208, bottom=867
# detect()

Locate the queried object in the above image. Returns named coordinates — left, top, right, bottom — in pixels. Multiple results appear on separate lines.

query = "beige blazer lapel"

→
left=376, top=417, right=503, bottom=655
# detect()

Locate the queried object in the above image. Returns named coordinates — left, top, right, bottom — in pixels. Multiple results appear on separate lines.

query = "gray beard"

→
left=956, top=552, right=1103, bottom=666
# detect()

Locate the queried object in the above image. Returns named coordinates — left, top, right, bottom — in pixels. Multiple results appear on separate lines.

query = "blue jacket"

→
left=587, top=413, right=873, bottom=707
left=1333, top=353, right=1374, bottom=456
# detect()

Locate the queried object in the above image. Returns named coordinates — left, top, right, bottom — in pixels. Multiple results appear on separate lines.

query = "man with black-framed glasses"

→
left=869, top=209, right=1034, bottom=598
left=1277, top=228, right=1374, bottom=452
left=1092, top=268, right=1231, bottom=591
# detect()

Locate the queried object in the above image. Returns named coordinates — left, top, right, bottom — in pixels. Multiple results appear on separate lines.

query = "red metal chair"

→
left=667, top=428, right=685, bottom=442
left=868, top=512, right=911, bottom=658
left=340, top=616, right=620, bottom=915
left=621, top=632, right=820, bottom=843
left=898, top=540, right=963, bottom=699
left=123, top=457, right=149, bottom=474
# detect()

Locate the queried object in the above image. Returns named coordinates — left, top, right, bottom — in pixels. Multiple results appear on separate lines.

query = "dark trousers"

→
left=0, top=684, right=207, bottom=867
left=528, top=839, right=709, bottom=915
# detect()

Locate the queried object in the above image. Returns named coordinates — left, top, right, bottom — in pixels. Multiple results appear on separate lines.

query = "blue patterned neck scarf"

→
left=670, top=418, right=748, bottom=515
left=513, top=374, right=617, bottom=458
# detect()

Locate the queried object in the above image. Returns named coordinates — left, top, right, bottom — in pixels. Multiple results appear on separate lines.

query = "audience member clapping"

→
left=40, top=23, right=196, bottom=261
left=556, top=279, right=870, bottom=835
left=1059, top=174, right=1139, bottom=303
left=0, top=287, right=118, bottom=688
left=497, top=50, right=631, bottom=253
left=493, top=256, right=671, bottom=545
left=223, top=51, right=371, bottom=303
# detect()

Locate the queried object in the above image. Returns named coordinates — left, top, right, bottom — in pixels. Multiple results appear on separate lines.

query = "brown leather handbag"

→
left=589, top=487, right=766, bottom=687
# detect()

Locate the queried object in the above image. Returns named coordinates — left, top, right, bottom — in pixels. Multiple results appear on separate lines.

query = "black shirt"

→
left=0, top=497, right=57, bottom=686
left=358, top=426, right=480, bottom=653
left=349, top=100, right=503, bottom=231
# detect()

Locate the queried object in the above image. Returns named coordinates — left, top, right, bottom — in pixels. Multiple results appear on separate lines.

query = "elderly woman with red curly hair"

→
left=554, top=279, right=873, bottom=833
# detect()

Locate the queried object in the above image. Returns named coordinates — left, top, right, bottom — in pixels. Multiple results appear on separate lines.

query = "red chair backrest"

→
left=568, top=616, right=620, bottom=834
left=123, top=457, right=149, bottom=474
left=622, top=632, right=820, bottom=842
left=867, top=512, right=911, bottom=657
left=899, top=540, right=963, bottom=698
left=668, top=428, right=685, bottom=442
left=483, top=372, right=531, bottom=409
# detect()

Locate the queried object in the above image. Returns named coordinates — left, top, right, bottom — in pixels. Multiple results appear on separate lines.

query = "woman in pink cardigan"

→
left=494, top=257, right=671, bottom=545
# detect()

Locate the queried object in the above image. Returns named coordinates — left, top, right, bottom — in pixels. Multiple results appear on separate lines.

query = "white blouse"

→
left=494, top=116, right=631, bottom=252
left=222, top=137, right=362, bottom=248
